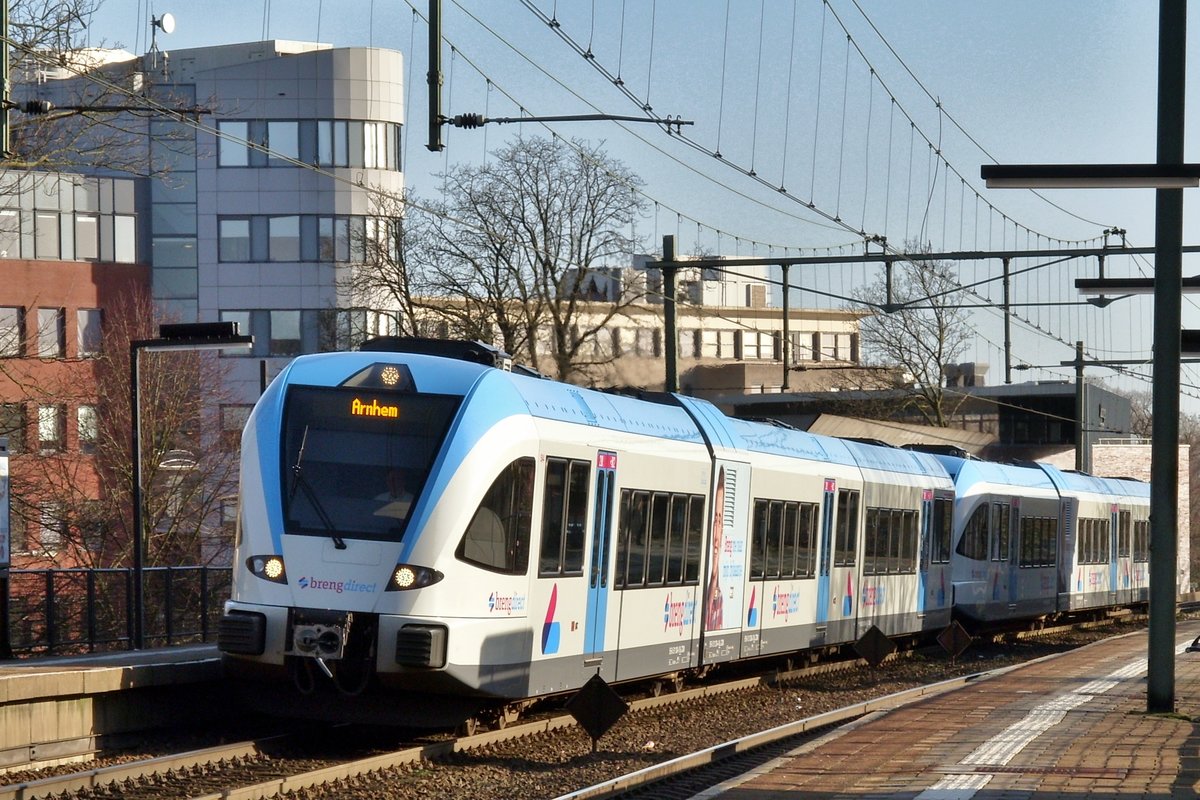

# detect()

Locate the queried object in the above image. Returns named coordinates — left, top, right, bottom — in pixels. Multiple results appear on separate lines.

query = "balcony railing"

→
left=5, top=566, right=231, bottom=656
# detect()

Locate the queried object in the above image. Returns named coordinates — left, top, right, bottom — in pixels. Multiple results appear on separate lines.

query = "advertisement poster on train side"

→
left=703, top=459, right=750, bottom=663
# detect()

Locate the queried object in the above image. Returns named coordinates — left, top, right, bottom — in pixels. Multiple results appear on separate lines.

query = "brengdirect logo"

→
left=297, top=576, right=377, bottom=594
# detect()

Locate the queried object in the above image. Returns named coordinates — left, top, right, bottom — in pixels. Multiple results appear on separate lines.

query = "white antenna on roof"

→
left=148, top=13, right=175, bottom=74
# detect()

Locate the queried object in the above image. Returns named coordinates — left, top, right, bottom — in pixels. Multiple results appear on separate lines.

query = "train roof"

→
left=933, top=454, right=1056, bottom=489
left=690, top=403, right=951, bottom=480
left=276, top=351, right=709, bottom=445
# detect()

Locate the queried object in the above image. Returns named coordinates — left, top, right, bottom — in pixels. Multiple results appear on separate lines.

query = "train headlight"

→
left=248, top=554, right=288, bottom=584
left=386, top=563, right=443, bottom=591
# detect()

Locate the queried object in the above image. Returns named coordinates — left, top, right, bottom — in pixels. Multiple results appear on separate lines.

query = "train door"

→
left=927, top=491, right=953, bottom=622
left=917, top=489, right=932, bottom=616
left=815, top=479, right=836, bottom=628
left=584, top=451, right=617, bottom=662
left=1056, top=498, right=1074, bottom=612
left=1110, top=503, right=1125, bottom=605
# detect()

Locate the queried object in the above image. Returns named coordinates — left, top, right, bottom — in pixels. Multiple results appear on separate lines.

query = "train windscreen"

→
left=280, top=385, right=461, bottom=543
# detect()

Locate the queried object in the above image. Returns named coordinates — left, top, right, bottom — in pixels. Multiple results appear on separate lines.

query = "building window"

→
left=77, top=405, right=98, bottom=454
left=634, top=327, right=660, bottom=357
left=0, top=403, right=25, bottom=453
left=0, top=307, right=23, bottom=357
left=220, top=404, right=253, bottom=450
left=742, top=331, right=759, bottom=360
left=38, top=503, right=65, bottom=552
left=267, top=121, right=299, bottom=165
left=114, top=215, right=136, bottom=262
left=220, top=311, right=253, bottom=357
left=317, top=120, right=349, bottom=167
left=34, top=212, right=59, bottom=259
left=320, top=308, right=367, bottom=351
left=678, top=330, right=700, bottom=358
left=37, top=404, right=65, bottom=452
left=269, top=310, right=302, bottom=356
left=318, top=216, right=350, bottom=262
left=219, top=218, right=250, bottom=262
left=791, top=331, right=814, bottom=361
left=77, top=308, right=102, bottom=357
left=75, top=214, right=99, bottom=260
left=217, top=121, right=250, bottom=166
left=268, top=216, right=301, bottom=262
left=0, top=208, right=18, bottom=258
left=37, top=308, right=64, bottom=358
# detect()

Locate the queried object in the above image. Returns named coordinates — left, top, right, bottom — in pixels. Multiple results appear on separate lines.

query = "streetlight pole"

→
left=129, top=322, right=252, bottom=649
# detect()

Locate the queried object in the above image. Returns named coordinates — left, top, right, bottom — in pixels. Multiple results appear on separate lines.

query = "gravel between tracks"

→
left=285, top=621, right=1149, bottom=800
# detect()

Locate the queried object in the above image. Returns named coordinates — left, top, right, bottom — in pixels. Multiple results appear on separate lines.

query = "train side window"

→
left=834, top=489, right=858, bottom=567
left=619, top=490, right=650, bottom=588
left=956, top=503, right=989, bottom=560
left=1077, top=517, right=1110, bottom=565
left=1019, top=516, right=1033, bottom=567
left=781, top=502, right=799, bottom=579
left=616, top=489, right=705, bottom=590
left=990, top=502, right=1010, bottom=562
left=539, top=459, right=567, bottom=576
left=666, top=495, right=689, bottom=584
left=900, top=509, right=918, bottom=572
left=1133, top=519, right=1149, bottom=562
left=614, top=490, right=631, bottom=589
left=684, top=495, right=704, bottom=583
left=1020, top=516, right=1054, bottom=569
left=646, top=492, right=670, bottom=585
left=765, top=500, right=784, bottom=579
left=931, top=497, right=953, bottom=564
left=538, top=457, right=591, bottom=578
left=862, top=508, right=879, bottom=575
left=883, top=509, right=899, bottom=573
left=1044, top=518, right=1057, bottom=565
left=564, top=461, right=590, bottom=572
left=796, top=503, right=817, bottom=578
left=750, top=500, right=768, bottom=580
left=1078, top=518, right=1091, bottom=564
left=455, top=457, right=534, bottom=575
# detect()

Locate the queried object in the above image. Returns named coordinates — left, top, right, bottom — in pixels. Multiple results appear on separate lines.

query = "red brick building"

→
left=0, top=172, right=148, bottom=570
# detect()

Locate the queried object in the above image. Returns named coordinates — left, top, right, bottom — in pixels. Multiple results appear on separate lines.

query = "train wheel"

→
left=456, top=717, right=479, bottom=737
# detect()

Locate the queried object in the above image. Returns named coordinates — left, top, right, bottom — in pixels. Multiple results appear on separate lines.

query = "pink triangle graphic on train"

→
left=541, top=584, right=560, bottom=655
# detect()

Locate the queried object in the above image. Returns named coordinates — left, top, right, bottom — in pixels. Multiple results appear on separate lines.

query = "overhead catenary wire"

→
left=28, top=7, right=1178, bottom=403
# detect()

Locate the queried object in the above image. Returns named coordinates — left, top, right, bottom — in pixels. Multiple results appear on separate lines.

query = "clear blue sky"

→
left=82, top=1, right=1200, bottom=410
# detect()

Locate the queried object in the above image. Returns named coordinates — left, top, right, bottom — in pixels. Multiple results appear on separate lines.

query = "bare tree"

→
left=409, top=136, right=647, bottom=382
left=854, top=246, right=971, bottom=426
left=12, top=291, right=240, bottom=570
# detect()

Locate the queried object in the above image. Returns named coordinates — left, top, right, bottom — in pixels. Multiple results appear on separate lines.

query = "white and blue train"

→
left=217, top=341, right=1152, bottom=725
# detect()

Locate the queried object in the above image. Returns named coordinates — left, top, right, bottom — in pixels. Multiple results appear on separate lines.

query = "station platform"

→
left=706, top=620, right=1200, bottom=799
left=0, top=644, right=222, bottom=770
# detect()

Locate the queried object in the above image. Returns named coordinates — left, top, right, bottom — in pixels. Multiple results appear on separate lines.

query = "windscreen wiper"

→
left=289, top=426, right=347, bottom=549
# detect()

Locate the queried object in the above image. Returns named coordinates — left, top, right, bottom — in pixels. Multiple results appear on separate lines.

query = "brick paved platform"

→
left=704, top=620, right=1200, bottom=799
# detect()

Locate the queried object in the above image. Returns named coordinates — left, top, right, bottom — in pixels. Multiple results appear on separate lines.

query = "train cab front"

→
left=219, top=354, right=529, bottom=718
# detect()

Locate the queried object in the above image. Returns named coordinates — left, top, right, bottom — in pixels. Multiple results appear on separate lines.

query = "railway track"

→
left=0, top=614, right=1154, bottom=800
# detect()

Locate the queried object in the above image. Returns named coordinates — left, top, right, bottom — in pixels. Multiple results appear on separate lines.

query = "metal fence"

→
left=5, top=566, right=232, bottom=656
